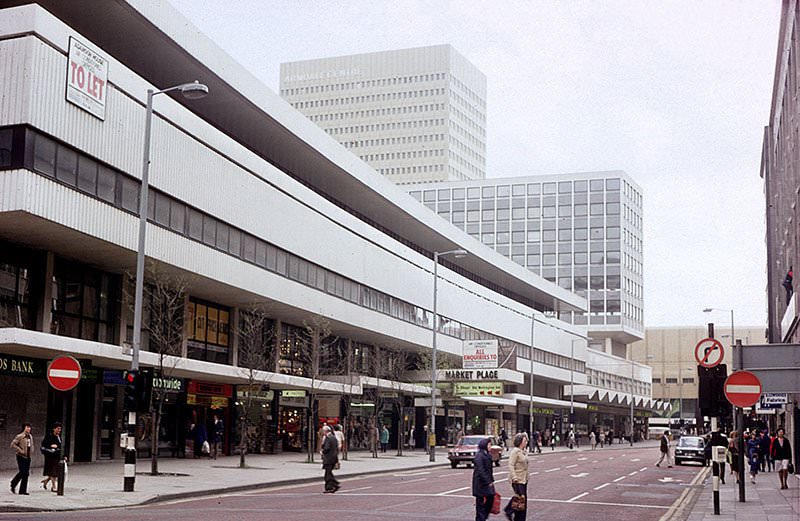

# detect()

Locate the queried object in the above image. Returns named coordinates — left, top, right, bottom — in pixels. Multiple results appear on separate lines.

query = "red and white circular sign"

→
left=47, top=356, right=82, bottom=392
left=694, top=337, right=724, bottom=368
left=724, top=370, right=762, bottom=408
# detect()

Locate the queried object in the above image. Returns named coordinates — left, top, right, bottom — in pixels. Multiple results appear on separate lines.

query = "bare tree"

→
left=235, top=304, right=275, bottom=468
left=294, top=314, right=338, bottom=463
left=381, top=348, right=413, bottom=456
left=127, top=264, right=190, bottom=476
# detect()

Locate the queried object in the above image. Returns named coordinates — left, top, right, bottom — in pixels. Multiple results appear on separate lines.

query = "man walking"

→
left=320, top=425, right=340, bottom=493
left=656, top=430, right=672, bottom=468
left=211, top=414, right=224, bottom=460
left=9, top=423, right=33, bottom=495
left=472, top=438, right=495, bottom=521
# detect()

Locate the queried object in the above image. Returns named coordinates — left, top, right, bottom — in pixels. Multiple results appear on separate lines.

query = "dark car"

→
left=674, top=435, right=707, bottom=466
left=447, top=435, right=505, bottom=468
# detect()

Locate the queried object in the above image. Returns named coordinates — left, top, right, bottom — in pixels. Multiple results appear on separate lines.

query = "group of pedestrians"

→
left=9, top=422, right=65, bottom=496
left=472, top=432, right=530, bottom=521
left=745, top=427, right=793, bottom=489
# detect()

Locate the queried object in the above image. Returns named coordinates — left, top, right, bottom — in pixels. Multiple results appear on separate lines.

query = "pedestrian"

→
left=191, top=422, right=208, bottom=458
left=532, top=430, right=541, bottom=454
left=334, top=424, right=346, bottom=458
left=9, top=423, right=33, bottom=495
left=655, top=430, right=672, bottom=468
left=767, top=431, right=776, bottom=472
left=211, top=414, right=224, bottom=460
left=380, top=424, right=389, bottom=453
left=567, top=429, right=575, bottom=450
left=40, top=422, right=63, bottom=492
left=747, top=431, right=760, bottom=484
left=500, top=427, right=508, bottom=451
left=320, top=425, right=340, bottom=493
left=551, top=433, right=558, bottom=451
left=727, top=431, right=739, bottom=484
left=503, top=433, right=529, bottom=521
left=771, top=427, right=793, bottom=490
left=759, top=430, right=771, bottom=472
left=472, top=437, right=495, bottom=521
left=589, top=431, right=597, bottom=451
left=599, top=430, right=606, bottom=448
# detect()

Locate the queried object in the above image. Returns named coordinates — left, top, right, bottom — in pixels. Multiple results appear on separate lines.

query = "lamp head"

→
left=178, top=80, right=209, bottom=100
left=452, top=249, right=468, bottom=258
left=702, top=308, right=713, bottom=313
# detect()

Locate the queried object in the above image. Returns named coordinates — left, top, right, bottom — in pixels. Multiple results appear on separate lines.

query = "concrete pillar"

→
left=230, top=307, right=240, bottom=367
left=35, top=251, right=55, bottom=333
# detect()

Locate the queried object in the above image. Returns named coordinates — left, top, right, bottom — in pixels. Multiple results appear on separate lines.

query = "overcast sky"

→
left=168, top=1, right=781, bottom=329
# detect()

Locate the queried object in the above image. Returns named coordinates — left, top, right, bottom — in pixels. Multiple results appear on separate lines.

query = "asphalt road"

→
left=1, top=445, right=705, bottom=520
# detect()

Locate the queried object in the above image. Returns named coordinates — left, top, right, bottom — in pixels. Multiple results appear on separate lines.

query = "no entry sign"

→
left=724, top=370, right=762, bottom=408
left=47, top=356, right=82, bottom=392
left=694, top=337, right=724, bottom=368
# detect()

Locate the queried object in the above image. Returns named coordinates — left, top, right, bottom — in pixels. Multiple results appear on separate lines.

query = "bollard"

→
left=56, top=459, right=65, bottom=496
left=712, top=460, right=720, bottom=515
left=123, top=445, right=136, bottom=492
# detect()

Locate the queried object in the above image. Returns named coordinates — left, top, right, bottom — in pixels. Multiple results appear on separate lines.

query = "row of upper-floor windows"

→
left=449, top=75, right=486, bottom=110
left=287, top=88, right=447, bottom=108
left=379, top=164, right=445, bottom=176
left=422, top=190, right=622, bottom=209
left=360, top=149, right=444, bottom=162
left=338, top=133, right=446, bottom=149
left=331, top=118, right=446, bottom=138
left=586, top=368, right=651, bottom=396
left=0, top=123, right=556, bottom=327
left=280, top=72, right=448, bottom=96
left=409, top=178, right=625, bottom=201
left=302, top=102, right=446, bottom=122
left=449, top=88, right=486, bottom=122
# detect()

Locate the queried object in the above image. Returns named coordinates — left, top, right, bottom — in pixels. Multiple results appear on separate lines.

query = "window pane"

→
left=243, top=234, right=256, bottom=261
left=56, top=145, right=78, bottom=185
left=76, top=156, right=97, bottom=194
left=216, top=221, right=229, bottom=251
left=120, top=176, right=139, bottom=213
left=154, top=192, right=170, bottom=226
left=33, top=133, right=57, bottom=177
left=229, top=228, right=242, bottom=256
left=169, top=200, right=185, bottom=233
left=96, top=165, right=116, bottom=203
left=187, top=208, right=203, bottom=240
left=202, top=214, right=216, bottom=246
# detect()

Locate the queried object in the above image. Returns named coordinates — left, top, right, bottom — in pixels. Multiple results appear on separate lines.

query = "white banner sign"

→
left=462, top=340, right=498, bottom=369
left=66, top=37, right=108, bottom=120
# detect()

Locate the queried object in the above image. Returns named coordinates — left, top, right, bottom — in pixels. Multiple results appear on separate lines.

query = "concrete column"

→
left=230, top=307, right=240, bottom=367
left=181, top=294, right=190, bottom=358
left=36, top=251, right=55, bottom=333
left=272, top=320, right=282, bottom=372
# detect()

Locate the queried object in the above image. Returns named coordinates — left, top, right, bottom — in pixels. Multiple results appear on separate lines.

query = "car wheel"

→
left=450, top=461, right=457, bottom=469
left=675, top=459, right=682, bottom=466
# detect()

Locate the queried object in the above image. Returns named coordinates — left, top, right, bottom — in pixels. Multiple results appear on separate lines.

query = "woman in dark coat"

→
left=40, top=422, right=63, bottom=492
left=472, top=437, right=495, bottom=521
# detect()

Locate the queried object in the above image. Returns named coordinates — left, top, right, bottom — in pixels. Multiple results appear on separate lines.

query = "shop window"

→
left=187, top=299, right=230, bottom=365
left=51, top=260, right=116, bottom=343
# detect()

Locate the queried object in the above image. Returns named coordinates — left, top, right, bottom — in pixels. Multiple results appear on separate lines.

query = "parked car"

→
left=674, top=435, right=707, bottom=466
left=447, top=435, right=505, bottom=468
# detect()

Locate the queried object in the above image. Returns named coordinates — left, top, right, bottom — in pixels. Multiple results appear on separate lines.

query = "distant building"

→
left=630, top=326, right=765, bottom=426
left=280, top=44, right=486, bottom=184
left=406, top=171, right=645, bottom=353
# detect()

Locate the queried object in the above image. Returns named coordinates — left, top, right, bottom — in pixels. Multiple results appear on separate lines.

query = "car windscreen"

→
left=458, top=436, right=486, bottom=446
left=678, top=438, right=704, bottom=448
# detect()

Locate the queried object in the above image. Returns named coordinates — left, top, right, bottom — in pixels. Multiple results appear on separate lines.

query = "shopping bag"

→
left=510, top=494, right=526, bottom=511
left=490, top=492, right=501, bottom=514
left=201, top=441, right=210, bottom=455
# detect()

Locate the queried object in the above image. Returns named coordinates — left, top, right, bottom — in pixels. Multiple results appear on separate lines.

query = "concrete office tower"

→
left=280, top=45, right=486, bottom=184
left=407, top=171, right=645, bottom=354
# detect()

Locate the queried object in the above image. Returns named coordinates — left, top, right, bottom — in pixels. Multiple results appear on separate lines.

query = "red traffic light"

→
left=125, top=371, right=136, bottom=383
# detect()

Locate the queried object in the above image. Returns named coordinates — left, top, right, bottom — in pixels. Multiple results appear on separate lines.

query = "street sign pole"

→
left=735, top=340, right=745, bottom=503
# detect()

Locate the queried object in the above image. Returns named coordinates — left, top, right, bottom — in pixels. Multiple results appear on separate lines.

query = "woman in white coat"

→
left=503, top=433, right=529, bottom=521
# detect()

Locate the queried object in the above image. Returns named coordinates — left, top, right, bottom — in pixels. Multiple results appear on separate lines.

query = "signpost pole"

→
left=736, top=340, right=745, bottom=503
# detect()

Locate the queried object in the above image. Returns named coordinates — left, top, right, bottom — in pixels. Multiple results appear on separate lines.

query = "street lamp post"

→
left=570, top=338, right=579, bottom=430
left=528, top=313, right=535, bottom=438
left=430, top=249, right=467, bottom=462
left=126, top=81, right=208, bottom=492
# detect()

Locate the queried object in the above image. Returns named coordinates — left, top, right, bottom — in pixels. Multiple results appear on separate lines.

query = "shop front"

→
left=0, top=353, right=48, bottom=471
left=186, top=380, right=233, bottom=457
left=278, top=390, right=308, bottom=452
left=236, top=385, right=278, bottom=454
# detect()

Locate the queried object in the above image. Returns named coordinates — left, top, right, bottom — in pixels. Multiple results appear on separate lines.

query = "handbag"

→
left=201, top=441, right=210, bottom=454
left=334, top=461, right=341, bottom=470
left=490, top=492, right=501, bottom=515
left=510, top=494, right=526, bottom=511
left=788, top=462, right=795, bottom=475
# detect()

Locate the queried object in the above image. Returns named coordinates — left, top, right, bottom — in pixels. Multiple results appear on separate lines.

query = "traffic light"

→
left=699, top=364, right=731, bottom=418
left=124, top=370, right=138, bottom=411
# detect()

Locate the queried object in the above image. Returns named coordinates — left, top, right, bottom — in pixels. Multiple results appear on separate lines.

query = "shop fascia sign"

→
left=152, top=376, right=185, bottom=393
left=462, top=340, right=499, bottom=369
left=759, top=393, right=788, bottom=409
left=237, top=385, right=273, bottom=401
left=440, top=368, right=523, bottom=384
left=453, top=381, right=503, bottom=397
left=65, top=37, right=108, bottom=120
left=0, top=354, right=45, bottom=378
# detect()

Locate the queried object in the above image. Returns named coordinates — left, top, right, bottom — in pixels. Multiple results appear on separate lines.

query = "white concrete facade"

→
left=0, top=2, right=586, bottom=412
left=280, top=45, right=487, bottom=184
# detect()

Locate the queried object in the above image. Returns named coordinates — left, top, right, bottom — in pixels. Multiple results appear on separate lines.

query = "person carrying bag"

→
left=503, top=433, right=529, bottom=521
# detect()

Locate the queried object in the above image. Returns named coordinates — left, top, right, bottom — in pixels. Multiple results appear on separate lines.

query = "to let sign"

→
left=462, top=340, right=499, bottom=369
left=66, top=37, right=108, bottom=120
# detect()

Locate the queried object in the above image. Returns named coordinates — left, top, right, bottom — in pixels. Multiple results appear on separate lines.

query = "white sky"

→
left=168, top=0, right=781, bottom=328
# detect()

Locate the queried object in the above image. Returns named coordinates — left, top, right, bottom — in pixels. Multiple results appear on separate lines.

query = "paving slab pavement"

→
left=0, top=440, right=658, bottom=512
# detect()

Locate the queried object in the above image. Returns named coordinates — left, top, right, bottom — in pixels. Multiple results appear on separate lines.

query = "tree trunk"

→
left=151, top=400, right=161, bottom=475
left=239, top=411, right=247, bottom=468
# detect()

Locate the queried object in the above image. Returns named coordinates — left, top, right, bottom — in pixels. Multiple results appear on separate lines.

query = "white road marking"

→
left=436, top=485, right=470, bottom=495
left=613, top=475, right=626, bottom=482
left=594, top=482, right=610, bottom=490
left=592, top=460, right=599, bottom=463
left=530, top=471, right=540, bottom=475
left=566, top=464, right=578, bottom=469
left=577, top=457, right=588, bottom=461
left=398, top=478, right=427, bottom=484
left=630, top=458, right=641, bottom=462
left=392, top=470, right=431, bottom=477
left=545, top=467, right=561, bottom=473
left=570, top=472, right=589, bottom=478
left=608, top=457, right=615, bottom=460
left=628, top=471, right=638, bottom=476
left=640, top=467, right=648, bottom=472
left=568, top=492, right=590, bottom=502
left=338, top=485, right=373, bottom=493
